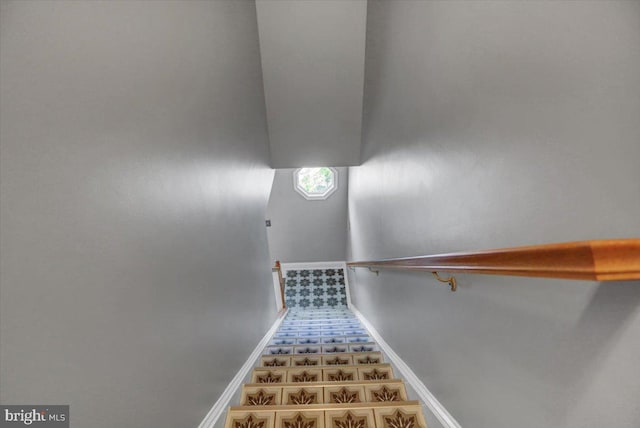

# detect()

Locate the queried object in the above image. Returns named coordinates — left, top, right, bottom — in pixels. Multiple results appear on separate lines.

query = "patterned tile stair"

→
left=224, top=308, right=429, bottom=428
left=283, top=268, right=348, bottom=310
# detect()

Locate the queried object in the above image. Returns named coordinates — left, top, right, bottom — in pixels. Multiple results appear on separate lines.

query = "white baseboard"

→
left=350, top=305, right=462, bottom=428
left=197, top=310, right=288, bottom=428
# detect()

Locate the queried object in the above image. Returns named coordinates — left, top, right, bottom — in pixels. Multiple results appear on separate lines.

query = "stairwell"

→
left=223, top=266, right=429, bottom=428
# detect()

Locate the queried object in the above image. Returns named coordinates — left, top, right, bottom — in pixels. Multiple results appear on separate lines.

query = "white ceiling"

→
left=256, top=0, right=367, bottom=168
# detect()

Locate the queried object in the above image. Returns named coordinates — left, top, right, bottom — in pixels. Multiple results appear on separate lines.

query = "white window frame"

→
left=293, top=167, right=338, bottom=200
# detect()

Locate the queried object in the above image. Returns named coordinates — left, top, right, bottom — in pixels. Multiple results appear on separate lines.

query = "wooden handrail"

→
left=347, top=239, right=640, bottom=282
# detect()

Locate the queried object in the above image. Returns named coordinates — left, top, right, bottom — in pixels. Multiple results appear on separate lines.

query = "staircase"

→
left=223, top=267, right=429, bottom=428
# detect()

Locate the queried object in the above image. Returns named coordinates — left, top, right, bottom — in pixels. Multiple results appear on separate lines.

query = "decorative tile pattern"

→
left=325, top=369, right=356, bottom=382
left=291, top=370, right=319, bottom=382
left=293, top=357, right=320, bottom=366
left=328, top=387, right=362, bottom=404
left=226, top=306, right=429, bottom=428
left=363, top=383, right=408, bottom=403
left=234, top=415, right=267, bottom=428
left=284, top=269, right=348, bottom=309
left=350, top=344, right=378, bottom=353
left=298, top=338, right=321, bottom=345
left=296, top=346, right=321, bottom=355
left=283, top=388, right=321, bottom=405
left=244, top=390, right=277, bottom=406
left=324, top=355, right=350, bottom=365
left=267, top=347, right=292, bottom=355
left=323, top=345, right=348, bottom=353
left=382, top=410, right=417, bottom=428
left=360, top=368, right=391, bottom=380
left=276, top=411, right=324, bottom=428
left=226, top=412, right=275, bottom=428
left=331, top=412, right=369, bottom=428
left=253, top=371, right=284, bottom=384
left=371, top=386, right=401, bottom=402
left=326, top=410, right=375, bottom=428
left=242, top=387, right=283, bottom=406
left=282, top=414, right=317, bottom=428
left=374, top=408, right=428, bottom=428
left=262, top=357, right=289, bottom=367
left=355, top=355, right=380, bottom=365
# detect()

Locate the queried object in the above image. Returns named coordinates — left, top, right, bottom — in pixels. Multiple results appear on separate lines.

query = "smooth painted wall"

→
left=348, top=1, right=640, bottom=427
left=0, top=2, right=276, bottom=427
left=257, top=0, right=366, bottom=168
left=267, top=168, right=348, bottom=262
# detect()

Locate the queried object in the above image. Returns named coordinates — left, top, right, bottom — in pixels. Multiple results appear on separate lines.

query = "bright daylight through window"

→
left=294, top=167, right=338, bottom=200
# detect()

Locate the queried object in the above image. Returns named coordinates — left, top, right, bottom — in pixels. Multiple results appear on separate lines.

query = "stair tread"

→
left=244, top=379, right=404, bottom=388
left=224, top=305, right=429, bottom=428
left=229, top=400, right=421, bottom=412
left=255, top=363, right=391, bottom=371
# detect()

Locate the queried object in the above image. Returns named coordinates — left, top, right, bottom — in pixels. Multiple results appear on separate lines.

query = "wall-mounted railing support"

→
left=368, top=267, right=380, bottom=276
left=432, top=272, right=457, bottom=292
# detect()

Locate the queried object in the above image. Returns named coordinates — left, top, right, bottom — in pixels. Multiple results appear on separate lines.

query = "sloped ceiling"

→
left=256, top=0, right=367, bottom=168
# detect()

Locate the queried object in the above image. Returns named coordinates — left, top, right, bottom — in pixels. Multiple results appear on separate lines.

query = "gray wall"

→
left=267, top=168, right=348, bottom=262
left=256, top=0, right=366, bottom=168
left=348, top=1, right=640, bottom=427
left=0, top=2, right=276, bottom=428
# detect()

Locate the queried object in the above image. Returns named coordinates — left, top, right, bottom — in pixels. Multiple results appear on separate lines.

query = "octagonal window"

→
left=294, top=167, right=338, bottom=200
